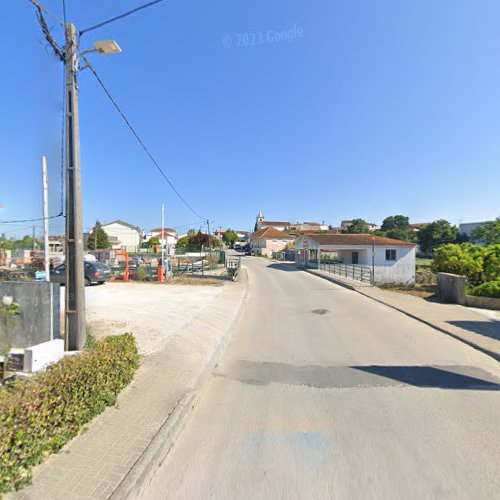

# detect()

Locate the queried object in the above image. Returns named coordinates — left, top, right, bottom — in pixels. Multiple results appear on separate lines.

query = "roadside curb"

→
left=111, top=268, right=250, bottom=499
left=305, top=269, right=357, bottom=290
left=305, top=268, right=500, bottom=364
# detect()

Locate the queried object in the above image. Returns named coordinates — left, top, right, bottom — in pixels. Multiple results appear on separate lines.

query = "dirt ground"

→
left=62, top=281, right=226, bottom=355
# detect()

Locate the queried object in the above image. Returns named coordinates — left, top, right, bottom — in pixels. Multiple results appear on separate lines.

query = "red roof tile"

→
left=251, top=227, right=292, bottom=239
left=303, top=234, right=415, bottom=246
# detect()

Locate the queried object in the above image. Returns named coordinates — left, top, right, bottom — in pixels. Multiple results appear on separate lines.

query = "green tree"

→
left=483, top=244, right=500, bottom=281
left=432, top=243, right=485, bottom=285
left=87, top=221, right=110, bottom=250
left=222, top=229, right=238, bottom=247
left=148, top=237, right=160, bottom=247
left=343, top=219, right=370, bottom=234
left=417, top=220, right=459, bottom=254
left=177, top=236, right=189, bottom=246
left=380, top=215, right=414, bottom=242
left=471, top=217, right=500, bottom=246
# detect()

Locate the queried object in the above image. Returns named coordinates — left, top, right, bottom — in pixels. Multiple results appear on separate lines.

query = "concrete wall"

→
left=437, top=272, right=500, bottom=310
left=437, top=273, right=466, bottom=305
left=0, top=281, right=60, bottom=349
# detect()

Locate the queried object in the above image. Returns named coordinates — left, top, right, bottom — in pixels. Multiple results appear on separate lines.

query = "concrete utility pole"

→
left=42, top=155, right=50, bottom=281
left=64, top=23, right=86, bottom=351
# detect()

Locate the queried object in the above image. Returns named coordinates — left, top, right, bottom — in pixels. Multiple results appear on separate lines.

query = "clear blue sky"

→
left=1, top=0, right=499, bottom=238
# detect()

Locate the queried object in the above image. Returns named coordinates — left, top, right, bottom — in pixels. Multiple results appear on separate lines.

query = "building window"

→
left=386, top=249, right=397, bottom=261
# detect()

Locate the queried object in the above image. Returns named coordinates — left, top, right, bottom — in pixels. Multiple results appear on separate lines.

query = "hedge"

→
left=0, top=333, right=139, bottom=493
left=470, top=280, right=500, bottom=298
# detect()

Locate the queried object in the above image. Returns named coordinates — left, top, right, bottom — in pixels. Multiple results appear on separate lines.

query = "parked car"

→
left=50, top=262, right=112, bottom=286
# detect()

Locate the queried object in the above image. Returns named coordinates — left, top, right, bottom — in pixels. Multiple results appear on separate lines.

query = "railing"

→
left=319, top=262, right=373, bottom=284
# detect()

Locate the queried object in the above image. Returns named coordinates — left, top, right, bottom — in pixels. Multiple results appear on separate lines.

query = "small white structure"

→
left=23, top=339, right=65, bottom=372
left=296, top=234, right=416, bottom=285
left=100, top=220, right=142, bottom=252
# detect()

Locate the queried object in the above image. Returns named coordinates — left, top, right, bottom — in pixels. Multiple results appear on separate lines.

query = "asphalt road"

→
left=140, top=257, right=500, bottom=500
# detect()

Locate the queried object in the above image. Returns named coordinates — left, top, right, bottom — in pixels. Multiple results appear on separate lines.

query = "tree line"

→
left=342, top=216, right=500, bottom=255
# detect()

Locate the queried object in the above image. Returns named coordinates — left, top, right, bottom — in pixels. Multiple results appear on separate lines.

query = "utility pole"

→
left=42, top=155, right=50, bottom=281
left=64, top=23, right=86, bottom=351
left=161, top=203, right=165, bottom=281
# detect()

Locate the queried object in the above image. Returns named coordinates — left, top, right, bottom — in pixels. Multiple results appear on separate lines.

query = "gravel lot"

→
left=79, top=282, right=225, bottom=355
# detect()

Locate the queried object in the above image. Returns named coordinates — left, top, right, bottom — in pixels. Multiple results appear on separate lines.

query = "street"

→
left=139, top=257, right=500, bottom=499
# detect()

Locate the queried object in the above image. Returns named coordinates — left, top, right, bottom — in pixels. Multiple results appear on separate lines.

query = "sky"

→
left=1, top=0, right=499, bottom=238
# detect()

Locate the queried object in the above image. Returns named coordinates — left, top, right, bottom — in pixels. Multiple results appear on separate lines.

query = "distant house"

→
left=255, top=211, right=290, bottom=232
left=459, top=221, right=492, bottom=241
left=144, top=227, right=177, bottom=252
left=100, top=220, right=142, bottom=252
left=409, top=223, right=429, bottom=232
left=214, top=229, right=226, bottom=241
left=296, top=233, right=416, bottom=285
left=341, top=220, right=380, bottom=232
left=249, top=227, right=293, bottom=257
left=290, top=221, right=329, bottom=232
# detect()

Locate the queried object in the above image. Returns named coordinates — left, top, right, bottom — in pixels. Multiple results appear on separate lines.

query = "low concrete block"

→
left=24, top=339, right=65, bottom=372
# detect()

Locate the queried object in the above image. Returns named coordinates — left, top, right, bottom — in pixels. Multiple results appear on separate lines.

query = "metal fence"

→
left=319, top=262, right=373, bottom=284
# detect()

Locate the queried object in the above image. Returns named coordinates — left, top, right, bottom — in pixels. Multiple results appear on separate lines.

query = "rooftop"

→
left=251, top=227, right=292, bottom=239
left=303, top=234, right=415, bottom=246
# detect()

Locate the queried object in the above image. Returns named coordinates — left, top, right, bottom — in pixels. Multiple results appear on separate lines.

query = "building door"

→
left=352, top=252, right=359, bottom=264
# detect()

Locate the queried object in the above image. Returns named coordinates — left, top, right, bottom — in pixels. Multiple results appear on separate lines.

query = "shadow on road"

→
left=216, top=360, right=500, bottom=391
left=446, top=320, right=500, bottom=342
left=353, top=365, right=500, bottom=390
left=267, top=263, right=301, bottom=272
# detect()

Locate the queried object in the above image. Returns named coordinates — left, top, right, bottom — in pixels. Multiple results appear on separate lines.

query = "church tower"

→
left=255, top=211, right=264, bottom=231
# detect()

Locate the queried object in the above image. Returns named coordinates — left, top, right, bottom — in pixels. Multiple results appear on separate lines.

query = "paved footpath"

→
left=308, top=268, right=500, bottom=361
left=10, top=273, right=248, bottom=500
left=138, top=258, right=500, bottom=500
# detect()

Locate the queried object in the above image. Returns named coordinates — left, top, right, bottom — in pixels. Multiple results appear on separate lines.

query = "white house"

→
left=100, top=220, right=142, bottom=252
left=296, top=233, right=416, bottom=285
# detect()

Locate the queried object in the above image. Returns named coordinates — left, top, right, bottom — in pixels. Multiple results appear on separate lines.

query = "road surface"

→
left=140, top=258, right=500, bottom=499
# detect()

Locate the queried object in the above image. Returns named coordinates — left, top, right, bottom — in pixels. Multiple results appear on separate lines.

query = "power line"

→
left=27, top=0, right=64, bottom=26
left=79, top=0, right=166, bottom=36
left=28, top=0, right=64, bottom=61
left=82, top=57, right=206, bottom=221
left=61, top=0, right=67, bottom=25
left=0, top=213, right=64, bottom=224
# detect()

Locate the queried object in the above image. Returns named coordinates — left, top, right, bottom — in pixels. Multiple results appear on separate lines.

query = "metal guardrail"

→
left=319, top=262, right=373, bottom=284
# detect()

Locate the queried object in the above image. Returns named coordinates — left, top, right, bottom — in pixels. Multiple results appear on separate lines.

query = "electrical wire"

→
left=0, top=214, right=64, bottom=224
left=61, top=0, right=67, bottom=25
left=27, top=0, right=64, bottom=26
left=82, top=57, right=206, bottom=221
left=79, top=0, right=166, bottom=36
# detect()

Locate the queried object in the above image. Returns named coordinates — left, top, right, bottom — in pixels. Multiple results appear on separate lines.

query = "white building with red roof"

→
left=296, top=233, right=416, bottom=285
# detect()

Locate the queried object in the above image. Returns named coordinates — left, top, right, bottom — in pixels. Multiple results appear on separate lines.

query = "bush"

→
left=432, top=243, right=485, bottom=285
left=470, top=280, right=500, bottom=298
left=0, top=333, right=139, bottom=493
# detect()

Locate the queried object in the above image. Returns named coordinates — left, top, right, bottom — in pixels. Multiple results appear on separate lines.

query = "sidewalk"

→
left=307, top=268, right=500, bottom=363
left=11, top=271, right=248, bottom=500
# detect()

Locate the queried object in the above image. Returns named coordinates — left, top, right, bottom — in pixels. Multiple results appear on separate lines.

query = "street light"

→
left=93, top=39, right=122, bottom=55
left=64, top=26, right=122, bottom=351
